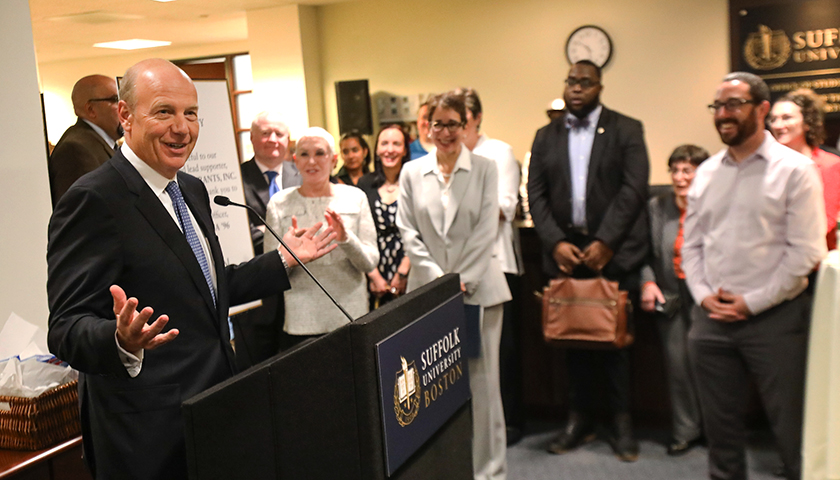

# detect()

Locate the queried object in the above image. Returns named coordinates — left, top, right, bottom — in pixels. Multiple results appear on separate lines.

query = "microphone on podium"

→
left=214, top=195, right=354, bottom=322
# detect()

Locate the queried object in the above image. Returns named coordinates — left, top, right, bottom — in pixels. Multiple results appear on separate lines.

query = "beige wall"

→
left=0, top=0, right=52, bottom=331
left=39, top=40, right=249, bottom=143
left=38, top=0, right=730, bottom=184
left=318, top=0, right=730, bottom=184
left=246, top=5, right=314, bottom=138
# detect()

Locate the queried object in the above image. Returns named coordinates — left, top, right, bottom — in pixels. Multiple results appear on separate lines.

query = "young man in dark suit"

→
left=47, top=59, right=335, bottom=480
left=527, top=60, right=650, bottom=462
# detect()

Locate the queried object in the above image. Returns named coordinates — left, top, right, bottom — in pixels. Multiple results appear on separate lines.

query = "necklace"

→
left=384, top=183, right=398, bottom=193
left=437, top=160, right=455, bottom=178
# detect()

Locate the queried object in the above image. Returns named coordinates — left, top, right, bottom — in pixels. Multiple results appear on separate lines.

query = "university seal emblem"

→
left=394, top=356, right=421, bottom=427
left=744, top=24, right=791, bottom=70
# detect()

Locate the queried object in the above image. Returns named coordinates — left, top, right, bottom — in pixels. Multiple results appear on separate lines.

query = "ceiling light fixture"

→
left=93, top=39, right=172, bottom=50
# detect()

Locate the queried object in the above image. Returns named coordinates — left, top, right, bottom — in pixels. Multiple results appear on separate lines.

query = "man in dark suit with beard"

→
left=527, top=60, right=650, bottom=462
left=48, top=74, right=123, bottom=206
left=47, top=59, right=335, bottom=480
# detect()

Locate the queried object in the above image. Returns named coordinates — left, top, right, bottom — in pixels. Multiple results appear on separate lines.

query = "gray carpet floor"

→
left=507, top=423, right=781, bottom=479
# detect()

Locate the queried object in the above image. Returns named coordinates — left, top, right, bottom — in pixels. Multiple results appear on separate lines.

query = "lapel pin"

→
left=597, top=127, right=605, bottom=134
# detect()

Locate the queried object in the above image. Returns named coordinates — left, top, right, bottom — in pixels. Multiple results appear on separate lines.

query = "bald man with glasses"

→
left=48, top=74, right=123, bottom=205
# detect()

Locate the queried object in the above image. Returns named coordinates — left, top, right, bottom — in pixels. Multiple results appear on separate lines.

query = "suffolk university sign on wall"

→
left=733, top=0, right=840, bottom=117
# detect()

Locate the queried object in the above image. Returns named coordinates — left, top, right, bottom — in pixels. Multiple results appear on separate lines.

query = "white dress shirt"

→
left=473, top=134, right=522, bottom=275
left=117, top=143, right=218, bottom=376
left=682, top=131, right=827, bottom=315
left=82, top=118, right=117, bottom=149
left=254, top=157, right=302, bottom=191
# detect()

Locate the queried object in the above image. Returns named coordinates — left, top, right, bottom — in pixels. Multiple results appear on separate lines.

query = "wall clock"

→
left=565, top=25, right=613, bottom=68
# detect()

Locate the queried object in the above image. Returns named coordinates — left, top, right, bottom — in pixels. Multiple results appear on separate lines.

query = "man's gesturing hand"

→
left=111, top=285, right=179, bottom=353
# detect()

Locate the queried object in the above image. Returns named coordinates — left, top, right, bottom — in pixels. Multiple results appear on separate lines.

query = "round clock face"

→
left=565, top=25, right=613, bottom=68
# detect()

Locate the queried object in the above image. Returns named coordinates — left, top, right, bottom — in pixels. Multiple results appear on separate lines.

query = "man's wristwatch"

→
left=279, top=251, right=290, bottom=272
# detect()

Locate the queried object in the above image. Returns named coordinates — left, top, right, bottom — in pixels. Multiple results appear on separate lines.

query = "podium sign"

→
left=375, top=293, right=471, bottom=476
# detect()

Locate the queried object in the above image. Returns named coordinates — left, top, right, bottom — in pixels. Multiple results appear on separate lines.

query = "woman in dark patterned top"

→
left=358, top=124, right=411, bottom=308
left=336, top=130, right=371, bottom=187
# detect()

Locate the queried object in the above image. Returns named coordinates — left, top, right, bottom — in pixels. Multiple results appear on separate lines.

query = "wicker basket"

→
left=0, top=380, right=81, bottom=450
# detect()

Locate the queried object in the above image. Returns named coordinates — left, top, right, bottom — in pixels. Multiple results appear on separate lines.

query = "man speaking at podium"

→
left=46, top=59, right=335, bottom=480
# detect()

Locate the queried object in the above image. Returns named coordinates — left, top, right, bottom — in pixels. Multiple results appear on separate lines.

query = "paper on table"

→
left=0, top=313, right=48, bottom=361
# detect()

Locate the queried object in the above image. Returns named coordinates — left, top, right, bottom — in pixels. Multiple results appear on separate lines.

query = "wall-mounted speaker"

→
left=335, top=80, right=372, bottom=135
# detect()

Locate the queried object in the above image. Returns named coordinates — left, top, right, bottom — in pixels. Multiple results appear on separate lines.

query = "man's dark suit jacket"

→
left=240, top=158, right=271, bottom=255
left=527, top=106, right=650, bottom=280
left=48, top=119, right=114, bottom=206
left=47, top=151, right=290, bottom=480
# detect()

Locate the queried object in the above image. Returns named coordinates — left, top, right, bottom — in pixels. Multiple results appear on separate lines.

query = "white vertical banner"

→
left=182, top=80, right=258, bottom=313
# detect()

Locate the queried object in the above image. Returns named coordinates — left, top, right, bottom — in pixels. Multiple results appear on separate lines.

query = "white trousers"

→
left=468, top=304, right=506, bottom=480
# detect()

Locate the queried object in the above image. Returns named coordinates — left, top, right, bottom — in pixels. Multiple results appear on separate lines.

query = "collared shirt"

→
left=81, top=118, right=117, bottom=149
left=255, top=157, right=302, bottom=191
left=566, top=105, right=602, bottom=228
left=473, top=133, right=522, bottom=275
left=682, top=131, right=827, bottom=315
left=117, top=143, right=218, bottom=376
left=423, top=145, right=471, bottom=236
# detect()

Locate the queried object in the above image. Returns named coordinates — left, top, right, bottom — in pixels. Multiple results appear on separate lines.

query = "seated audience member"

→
left=398, top=91, right=510, bottom=480
left=358, top=124, right=411, bottom=309
left=769, top=88, right=840, bottom=249
left=336, top=130, right=371, bottom=187
left=409, top=99, right=435, bottom=160
left=265, top=127, right=379, bottom=347
left=640, top=144, right=709, bottom=456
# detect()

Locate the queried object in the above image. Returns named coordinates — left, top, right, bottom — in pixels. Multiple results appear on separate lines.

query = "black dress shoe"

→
left=610, top=413, right=639, bottom=462
left=666, top=436, right=703, bottom=456
left=547, top=412, right=595, bottom=454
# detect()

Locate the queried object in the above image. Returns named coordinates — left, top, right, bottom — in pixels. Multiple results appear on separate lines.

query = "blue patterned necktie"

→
left=165, top=181, right=217, bottom=307
left=265, top=170, right=280, bottom=198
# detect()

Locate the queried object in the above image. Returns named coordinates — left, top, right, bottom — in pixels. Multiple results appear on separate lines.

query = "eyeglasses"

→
left=669, top=166, right=696, bottom=175
left=88, top=95, right=119, bottom=104
left=564, top=78, right=599, bottom=89
left=707, top=98, right=757, bottom=113
left=430, top=121, right=464, bottom=133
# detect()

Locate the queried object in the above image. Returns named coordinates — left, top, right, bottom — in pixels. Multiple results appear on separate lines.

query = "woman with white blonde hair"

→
left=265, top=127, right=379, bottom=347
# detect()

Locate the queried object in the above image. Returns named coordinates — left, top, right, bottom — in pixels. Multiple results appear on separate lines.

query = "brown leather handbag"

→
left=539, top=277, right=633, bottom=349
